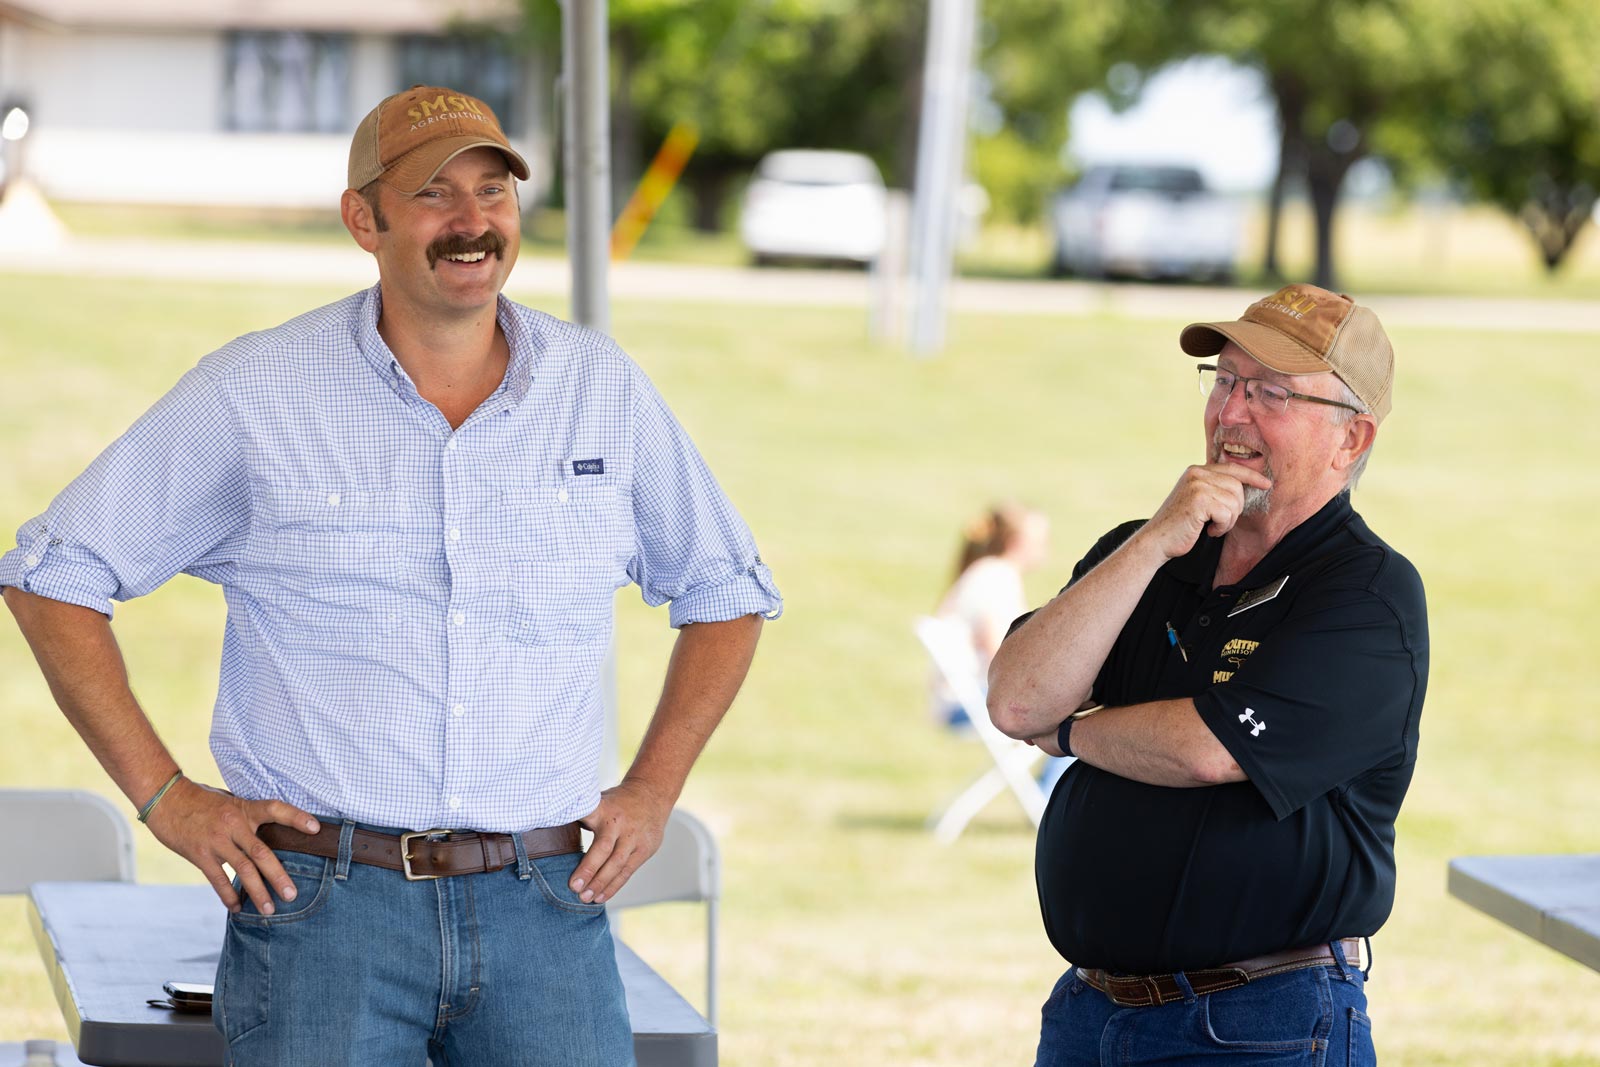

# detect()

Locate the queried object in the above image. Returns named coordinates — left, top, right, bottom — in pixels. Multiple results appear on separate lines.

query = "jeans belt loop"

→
left=334, top=821, right=356, bottom=881
left=510, top=823, right=534, bottom=881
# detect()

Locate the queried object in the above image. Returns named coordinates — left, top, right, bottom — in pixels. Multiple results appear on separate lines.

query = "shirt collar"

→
left=490, top=293, right=535, bottom=410
left=352, top=286, right=535, bottom=411
left=1161, top=492, right=1354, bottom=592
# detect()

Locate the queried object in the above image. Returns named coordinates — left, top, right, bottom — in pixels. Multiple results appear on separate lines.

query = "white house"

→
left=0, top=0, right=554, bottom=207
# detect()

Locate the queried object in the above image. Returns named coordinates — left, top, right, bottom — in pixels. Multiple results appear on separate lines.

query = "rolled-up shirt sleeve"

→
left=0, top=363, right=248, bottom=616
left=624, top=363, right=782, bottom=627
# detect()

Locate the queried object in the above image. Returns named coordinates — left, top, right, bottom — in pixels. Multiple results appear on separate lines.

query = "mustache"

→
left=427, top=229, right=508, bottom=268
left=1212, top=428, right=1266, bottom=458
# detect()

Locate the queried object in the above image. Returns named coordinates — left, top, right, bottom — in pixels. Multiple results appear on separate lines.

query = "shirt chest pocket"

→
left=269, top=489, right=411, bottom=588
left=496, top=478, right=627, bottom=647
left=495, top=477, right=629, bottom=564
left=263, top=490, right=413, bottom=650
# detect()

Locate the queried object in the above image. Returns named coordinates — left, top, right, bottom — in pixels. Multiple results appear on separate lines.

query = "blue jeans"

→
left=1035, top=946, right=1374, bottom=1067
left=214, top=822, right=634, bottom=1067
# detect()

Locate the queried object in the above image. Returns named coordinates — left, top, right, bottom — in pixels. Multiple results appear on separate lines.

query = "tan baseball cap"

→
left=348, top=85, right=530, bottom=195
left=1179, top=283, right=1394, bottom=421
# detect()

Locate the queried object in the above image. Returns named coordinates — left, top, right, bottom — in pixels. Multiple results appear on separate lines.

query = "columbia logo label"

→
left=1239, top=708, right=1267, bottom=737
left=572, top=459, right=604, bottom=476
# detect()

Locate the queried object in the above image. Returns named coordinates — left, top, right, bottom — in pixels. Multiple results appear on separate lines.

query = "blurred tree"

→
left=517, top=0, right=924, bottom=230
left=972, top=0, right=1129, bottom=223
left=1091, top=0, right=1434, bottom=289
left=517, top=0, right=1128, bottom=230
left=1062, top=0, right=1599, bottom=285
left=1406, top=0, right=1600, bottom=272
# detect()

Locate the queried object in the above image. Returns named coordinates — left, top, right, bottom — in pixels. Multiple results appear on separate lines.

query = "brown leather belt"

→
left=259, top=822, right=582, bottom=881
left=1078, top=938, right=1365, bottom=1008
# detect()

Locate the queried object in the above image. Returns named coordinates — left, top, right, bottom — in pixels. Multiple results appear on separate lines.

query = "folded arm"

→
left=1025, top=697, right=1243, bottom=787
left=988, top=462, right=1269, bottom=741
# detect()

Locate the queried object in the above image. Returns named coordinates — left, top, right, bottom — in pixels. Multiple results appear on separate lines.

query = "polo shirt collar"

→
left=1161, top=492, right=1354, bottom=592
left=1164, top=531, right=1223, bottom=588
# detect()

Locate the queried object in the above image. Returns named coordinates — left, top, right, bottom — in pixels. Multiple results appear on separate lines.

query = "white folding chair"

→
left=605, top=807, right=720, bottom=1027
left=0, top=789, right=135, bottom=1066
left=0, top=789, right=135, bottom=893
left=916, top=616, right=1059, bottom=843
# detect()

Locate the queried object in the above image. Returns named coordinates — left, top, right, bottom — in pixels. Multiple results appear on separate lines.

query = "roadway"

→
left=4, top=234, right=1599, bottom=335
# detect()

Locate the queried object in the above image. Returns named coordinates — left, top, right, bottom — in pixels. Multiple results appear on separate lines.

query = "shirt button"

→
left=24, top=554, right=39, bottom=567
left=557, top=489, right=569, bottom=503
left=448, top=795, right=462, bottom=810
left=452, top=703, right=465, bottom=718
left=326, top=492, right=341, bottom=507
left=446, top=438, right=458, bottom=451
left=452, top=612, right=466, bottom=626
left=1198, top=615, right=1211, bottom=627
left=448, top=528, right=461, bottom=541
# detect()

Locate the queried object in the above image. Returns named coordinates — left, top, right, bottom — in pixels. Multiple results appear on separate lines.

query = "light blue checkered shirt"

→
left=0, top=286, right=782, bottom=832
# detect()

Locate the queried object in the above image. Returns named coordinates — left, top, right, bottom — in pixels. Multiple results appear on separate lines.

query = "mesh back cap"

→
left=1178, top=284, right=1394, bottom=421
left=348, top=85, right=530, bottom=195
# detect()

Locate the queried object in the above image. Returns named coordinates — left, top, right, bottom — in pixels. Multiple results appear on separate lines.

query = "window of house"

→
left=224, top=31, right=351, bottom=133
left=397, top=35, right=520, bottom=131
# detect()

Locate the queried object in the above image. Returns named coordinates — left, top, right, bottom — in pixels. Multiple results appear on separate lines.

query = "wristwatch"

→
left=1056, top=704, right=1104, bottom=757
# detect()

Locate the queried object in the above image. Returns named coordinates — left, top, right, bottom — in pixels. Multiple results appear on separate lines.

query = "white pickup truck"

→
left=1049, top=164, right=1240, bottom=282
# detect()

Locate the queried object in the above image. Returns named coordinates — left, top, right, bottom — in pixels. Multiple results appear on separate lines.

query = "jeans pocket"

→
left=1199, top=967, right=1333, bottom=1059
left=217, top=915, right=270, bottom=1046
left=1346, top=1007, right=1374, bottom=1067
left=228, top=851, right=334, bottom=928
left=217, top=854, right=334, bottom=1047
left=527, top=852, right=607, bottom=916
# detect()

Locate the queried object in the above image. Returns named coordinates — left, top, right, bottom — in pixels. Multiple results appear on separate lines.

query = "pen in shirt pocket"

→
left=1165, top=621, right=1188, bottom=663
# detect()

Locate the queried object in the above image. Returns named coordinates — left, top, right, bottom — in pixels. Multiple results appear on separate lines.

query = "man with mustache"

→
left=988, top=285, right=1427, bottom=1066
left=1, top=85, right=780, bottom=1065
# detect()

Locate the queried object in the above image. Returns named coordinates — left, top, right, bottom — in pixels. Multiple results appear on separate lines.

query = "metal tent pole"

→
left=560, top=0, right=619, bottom=784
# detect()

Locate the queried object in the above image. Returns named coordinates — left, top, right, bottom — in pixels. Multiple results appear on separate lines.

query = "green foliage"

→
left=519, top=0, right=921, bottom=184
left=1406, top=0, right=1600, bottom=271
left=515, top=0, right=1122, bottom=223
left=970, top=0, right=1128, bottom=223
left=971, top=127, right=1066, bottom=225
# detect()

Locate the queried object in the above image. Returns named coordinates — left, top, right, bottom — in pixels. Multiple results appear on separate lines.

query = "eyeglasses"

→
left=1196, top=364, right=1364, bottom=416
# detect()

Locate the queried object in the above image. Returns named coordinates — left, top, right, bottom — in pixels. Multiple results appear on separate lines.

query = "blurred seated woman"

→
left=930, top=503, right=1069, bottom=791
left=931, top=504, right=1049, bottom=728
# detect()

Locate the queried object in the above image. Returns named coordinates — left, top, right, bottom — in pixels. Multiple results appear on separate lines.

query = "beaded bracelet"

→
left=136, top=771, right=184, bottom=824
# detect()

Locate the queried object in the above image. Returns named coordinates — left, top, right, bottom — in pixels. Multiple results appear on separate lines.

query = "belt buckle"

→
left=400, top=829, right=453, bottom=881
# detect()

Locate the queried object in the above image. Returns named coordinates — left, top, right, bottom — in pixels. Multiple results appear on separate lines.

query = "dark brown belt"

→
left=1078, top=938, right=1365, bottom=1008
left=259, top=822, right=582, bottom=881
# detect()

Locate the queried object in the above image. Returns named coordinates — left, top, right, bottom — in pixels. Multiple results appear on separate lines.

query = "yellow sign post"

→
left=610, top=121, right=700, bottom=261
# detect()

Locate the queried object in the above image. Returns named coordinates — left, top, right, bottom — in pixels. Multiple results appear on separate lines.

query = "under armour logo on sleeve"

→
left=1239, top=708, right=1267, bottom=737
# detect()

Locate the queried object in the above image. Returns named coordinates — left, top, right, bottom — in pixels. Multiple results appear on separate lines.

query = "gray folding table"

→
left=29, top=881, right=715, bottom=1066
left=1447, top=853, right=1600, bottom=973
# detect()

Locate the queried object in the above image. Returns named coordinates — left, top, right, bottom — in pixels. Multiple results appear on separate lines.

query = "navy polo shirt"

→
left=1029, top=494, right=1427, bottom=973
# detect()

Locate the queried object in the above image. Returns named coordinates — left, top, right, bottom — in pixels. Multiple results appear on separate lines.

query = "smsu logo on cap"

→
left=405, top=93, right=488, bottom=127
left=1258, top=286, right=1319, bottom=320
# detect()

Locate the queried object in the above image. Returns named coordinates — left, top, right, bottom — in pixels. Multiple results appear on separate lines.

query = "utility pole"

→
left=907, top=0, right=977, bottom=356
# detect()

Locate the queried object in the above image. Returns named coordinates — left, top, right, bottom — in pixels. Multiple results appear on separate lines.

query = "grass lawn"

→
left=1, top=271, right=1598, bottom=1065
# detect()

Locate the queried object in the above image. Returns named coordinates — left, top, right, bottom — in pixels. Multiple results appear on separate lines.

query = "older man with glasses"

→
left=989, top=284, right=1427, bottom=1066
